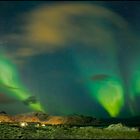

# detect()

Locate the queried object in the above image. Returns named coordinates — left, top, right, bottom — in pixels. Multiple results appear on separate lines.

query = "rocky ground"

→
left=0, top=111, right=140, bottom=139
left=0, top=123, right=140, bottom=139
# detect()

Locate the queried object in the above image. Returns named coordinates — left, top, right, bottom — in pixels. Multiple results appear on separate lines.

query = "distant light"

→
left=20, top=122, right=28, bottom=127
left=35, top=124, right=40, bottom=127
left=42, top=124, right=45, bottom=127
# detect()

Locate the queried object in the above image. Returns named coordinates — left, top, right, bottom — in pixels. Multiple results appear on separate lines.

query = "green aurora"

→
left=0, top=1, right=140, bottom=118
left=0, top=52, right=45, bottom=112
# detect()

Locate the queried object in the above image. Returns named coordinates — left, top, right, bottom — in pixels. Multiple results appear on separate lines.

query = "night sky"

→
left=0, top=1, right=140, bottom=118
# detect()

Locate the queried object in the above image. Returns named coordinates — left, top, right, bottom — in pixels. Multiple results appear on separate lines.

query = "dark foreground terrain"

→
left=0, top=123, right=140, bottom=139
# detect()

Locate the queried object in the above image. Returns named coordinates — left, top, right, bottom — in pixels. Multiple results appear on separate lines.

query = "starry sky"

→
left=0, top=1, right=140, bottom=118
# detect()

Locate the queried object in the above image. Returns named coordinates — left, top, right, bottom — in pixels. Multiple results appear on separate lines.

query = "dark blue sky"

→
left=0, top=1, right=140, bottom=118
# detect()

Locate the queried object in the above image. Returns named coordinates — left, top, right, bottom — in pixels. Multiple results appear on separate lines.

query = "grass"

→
left=0, top=123, right=140, bottom=139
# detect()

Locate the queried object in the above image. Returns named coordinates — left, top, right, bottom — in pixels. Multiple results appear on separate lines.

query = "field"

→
left=0, top=123, right=140, bottom=139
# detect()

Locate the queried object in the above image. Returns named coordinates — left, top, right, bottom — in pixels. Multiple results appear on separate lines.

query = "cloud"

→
left=0, top=93, right=18, bottom=104
left=90, top=74, right=111, bottom=81
left=23, top=3, right=128, bottom=47
left=4, top=3, right=132, bottom=64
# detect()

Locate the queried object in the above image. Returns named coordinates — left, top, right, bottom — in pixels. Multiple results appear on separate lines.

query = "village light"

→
left=35, top=123, right=40, bottom=127
left=42, top=124, right=45, bottom=127
left=20, top=122, right=28, bottom=127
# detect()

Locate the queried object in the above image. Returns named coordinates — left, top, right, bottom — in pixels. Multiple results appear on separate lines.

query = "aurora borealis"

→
left=0, top=1, right=140, bottom=118
left=0, top=51, right=44, bottom=112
